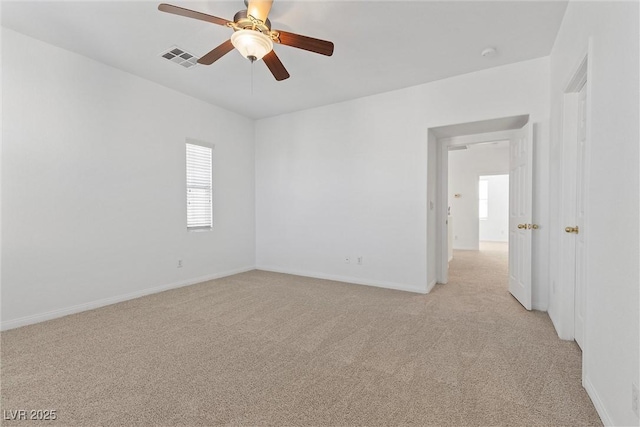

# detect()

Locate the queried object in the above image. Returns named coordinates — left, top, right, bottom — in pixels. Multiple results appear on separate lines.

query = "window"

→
left=478, top=179, right=489, bottom=220
left=186, top=142, right=213, bottom=230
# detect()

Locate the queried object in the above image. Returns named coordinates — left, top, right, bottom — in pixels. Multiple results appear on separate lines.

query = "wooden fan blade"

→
left=198, top=40, right=235, bottom=65
left=247, top=0, right=273, bottom=23
left=263, top=50, right=290, bottom=81
left=158, top=3, right=230, bottom=27
left=274, top=30, right=334, bottom=56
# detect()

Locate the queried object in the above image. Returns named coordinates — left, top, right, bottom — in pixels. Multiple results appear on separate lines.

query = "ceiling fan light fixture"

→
left=231, top=29, right=273, bottom=62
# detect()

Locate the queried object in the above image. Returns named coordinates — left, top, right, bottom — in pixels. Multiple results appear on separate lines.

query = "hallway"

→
left=450, top=241, right=509, bottom=288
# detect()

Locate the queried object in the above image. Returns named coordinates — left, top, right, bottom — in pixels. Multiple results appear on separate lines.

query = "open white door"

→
left=508, top=121, right=533, bottom=310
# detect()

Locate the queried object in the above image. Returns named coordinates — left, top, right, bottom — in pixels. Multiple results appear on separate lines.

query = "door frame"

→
left=559, top=43, right=593, bottom=375
left=429, top=119, right=530, bottom=286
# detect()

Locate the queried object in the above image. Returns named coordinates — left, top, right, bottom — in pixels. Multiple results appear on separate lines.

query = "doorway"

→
left=447, top=147, right=510, bottom=251
left=479, top=174, right=509, bottom=248
left=448, top=144, right=510, bottom=287
left=427, top=115, right=535, bottom=310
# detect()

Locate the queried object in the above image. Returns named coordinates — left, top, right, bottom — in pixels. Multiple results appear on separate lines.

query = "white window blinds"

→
left=186, top=142, right=213, bottom=230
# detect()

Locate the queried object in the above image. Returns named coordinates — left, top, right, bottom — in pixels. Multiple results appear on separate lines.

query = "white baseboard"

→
left=584, top=375, right=612, bottom=426
left=547, top=307, right=574, bottom=341
left=0, top=266, right=256, bottom=331
left=426, top=279, right=437, bottom=293
left=532, top=298, right=549, bottom=312
left=256, top=265, right=426, bottom=294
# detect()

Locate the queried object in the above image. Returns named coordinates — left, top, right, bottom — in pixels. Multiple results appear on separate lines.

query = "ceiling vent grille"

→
left=161, top=47, right=198, bottom=69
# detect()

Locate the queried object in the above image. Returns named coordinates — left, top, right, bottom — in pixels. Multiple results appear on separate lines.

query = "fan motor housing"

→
left=233, top=10, right=271, bottom=32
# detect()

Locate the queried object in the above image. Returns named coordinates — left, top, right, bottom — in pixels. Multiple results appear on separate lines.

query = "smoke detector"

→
left=481, top=47, right=497, bottom=57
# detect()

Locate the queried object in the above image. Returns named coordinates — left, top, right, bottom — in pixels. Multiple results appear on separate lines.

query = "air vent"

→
left=160, top=47, right=198, bottom=69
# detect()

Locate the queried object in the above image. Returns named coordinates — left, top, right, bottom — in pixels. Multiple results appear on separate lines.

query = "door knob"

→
left=518, top=224, right=526, bottom=229
left=565, top=226, right=579, bottom=234
left=531, top=224, right=539, bottom=230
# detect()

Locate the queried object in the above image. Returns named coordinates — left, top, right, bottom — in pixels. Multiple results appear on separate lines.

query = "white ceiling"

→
left=1, top=1, right=568, bottom=119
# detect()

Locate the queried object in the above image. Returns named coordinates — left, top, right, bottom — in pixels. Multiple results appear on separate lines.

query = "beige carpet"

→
left=1, top=245, right=601, bottom=426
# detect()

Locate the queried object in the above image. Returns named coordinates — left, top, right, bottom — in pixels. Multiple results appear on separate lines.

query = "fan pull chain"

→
left=251, top=62, right=254, bottom=96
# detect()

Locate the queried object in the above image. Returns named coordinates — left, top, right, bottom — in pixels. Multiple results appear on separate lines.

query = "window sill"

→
left=188, top=227, right=213, bottom=232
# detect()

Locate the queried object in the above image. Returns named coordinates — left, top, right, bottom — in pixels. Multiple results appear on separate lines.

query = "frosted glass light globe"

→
left=231, top=29, right=273, bottom=62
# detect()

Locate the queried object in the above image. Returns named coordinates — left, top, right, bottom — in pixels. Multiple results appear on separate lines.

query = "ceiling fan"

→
left=158, top=1, right=334, bottom=81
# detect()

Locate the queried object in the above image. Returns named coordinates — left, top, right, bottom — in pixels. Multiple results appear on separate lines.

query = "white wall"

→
left=547, top=2, right=639, bottom=425
left=1, top=29, right=256, bottom=329
left=255, top=57, right=549, bottom=302
left=479, top=174, right=509, bottom=243
left=448, top=145, right=509, bottom=249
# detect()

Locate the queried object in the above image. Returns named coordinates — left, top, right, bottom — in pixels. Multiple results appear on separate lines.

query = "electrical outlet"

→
left=357, top=256, right=363, bottom=265
left=632, top=382, right=639, bottom=417
left=344, top=257, right=351, bottom=264
left=177, top=259, right=183, bottom=268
